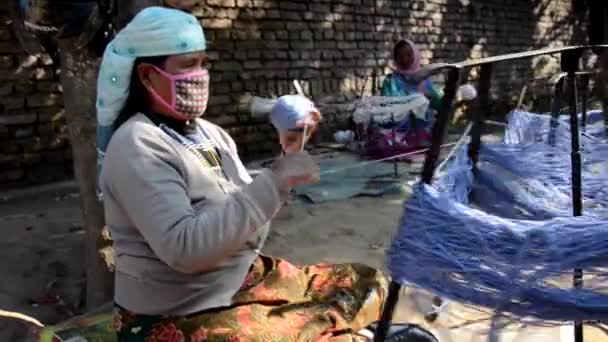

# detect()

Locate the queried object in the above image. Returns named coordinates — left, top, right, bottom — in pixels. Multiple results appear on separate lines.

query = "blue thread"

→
left=387, top=110, right=608, bottom=325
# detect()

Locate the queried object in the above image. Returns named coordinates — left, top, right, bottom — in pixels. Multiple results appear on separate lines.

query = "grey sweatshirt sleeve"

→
left=104, top=127, right=286, bottom=274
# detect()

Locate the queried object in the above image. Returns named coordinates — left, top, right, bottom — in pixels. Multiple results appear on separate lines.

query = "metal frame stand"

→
left=548, top=76, right=565, bottom=147
left=598, top=51, right=608, bottom=137
left=562, top=49, right=585, bottom=342
left=468, top=64, right=492, bottom=168
left=580, top=74, right=590, bottom=132
left=374, top=67, right=461, bottom=342
left=373, top=45, right=607, bottom=342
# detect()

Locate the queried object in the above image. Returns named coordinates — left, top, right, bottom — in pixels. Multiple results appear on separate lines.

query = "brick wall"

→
left=0, top=0, right=589, bottom=188
left=0, top=6, right=70, bottom=188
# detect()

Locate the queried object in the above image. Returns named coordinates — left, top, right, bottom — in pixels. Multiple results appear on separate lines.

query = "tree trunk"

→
left=116, top=0, right=162, bottom=28
left=45, top=0, right=189, bottom=311
left=58, top=40, right=114, bottom=310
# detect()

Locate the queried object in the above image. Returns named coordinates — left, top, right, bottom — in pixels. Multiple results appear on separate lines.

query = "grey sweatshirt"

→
left=101, top=114, right=287, bottom=316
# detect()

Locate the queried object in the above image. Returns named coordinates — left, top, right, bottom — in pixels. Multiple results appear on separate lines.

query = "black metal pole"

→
left=564, top=51, right=584, bottom=342
left=372, top=70, right=378, bottom=96
left=375, top=67, right=461, bottom=342
left=421, top=68, right=462, bottom=183
left=374, top=281, right=402, bottom=342
left=392, top=114, right=398, bottom=177
left=468, top=64, right=492, bottom=168
left=581, top=74, right=590, bottom=132
left=596, top=50, right=608, bottom=137
left=548, top=76, right=565, bottom=147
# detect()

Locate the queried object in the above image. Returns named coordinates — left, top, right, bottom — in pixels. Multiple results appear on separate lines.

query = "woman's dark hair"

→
left=113, top=55, right=168, bottom=129
left=393, top=40, right=409, bottom=62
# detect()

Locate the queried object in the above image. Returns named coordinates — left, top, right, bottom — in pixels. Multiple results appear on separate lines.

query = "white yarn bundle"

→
left=457, top=84, right=478, bottom=101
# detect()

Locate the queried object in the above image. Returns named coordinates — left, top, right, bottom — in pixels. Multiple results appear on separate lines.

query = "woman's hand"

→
left=271, top=151, right=320, bottom=189
left=295, top=110, right=322, bottom=142
left=281, top=132, right=307, bottom=155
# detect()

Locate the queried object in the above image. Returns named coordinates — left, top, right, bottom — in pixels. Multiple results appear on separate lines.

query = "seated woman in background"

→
left=368, top=39, right=444, bottom=158
left=367, top=39, right=475, bottom=160
left=381, top=39, right=443, bottom=110
left=91, top=6, right=438, bottom=342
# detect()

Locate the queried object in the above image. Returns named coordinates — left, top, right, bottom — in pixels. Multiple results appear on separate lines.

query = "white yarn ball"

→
left=334, top=130, right=354, bottom=144
left=458, top=84, right=478, bottom=101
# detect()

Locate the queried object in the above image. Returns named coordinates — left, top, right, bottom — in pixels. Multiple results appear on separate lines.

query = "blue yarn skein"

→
left=387, top=110, right=608, bottom=326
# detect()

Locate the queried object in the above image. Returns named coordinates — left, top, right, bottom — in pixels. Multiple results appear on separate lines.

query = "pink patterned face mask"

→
left=148, top=65, right=209, bottom=120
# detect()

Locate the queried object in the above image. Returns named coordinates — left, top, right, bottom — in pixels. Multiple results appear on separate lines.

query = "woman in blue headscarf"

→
left=81, top=7, right=442, bottom=342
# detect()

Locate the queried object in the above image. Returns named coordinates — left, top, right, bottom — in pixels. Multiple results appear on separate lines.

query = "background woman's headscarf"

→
left=394, top=39, right=421, bottom=76
left=96, top=7, right=206, bottom=197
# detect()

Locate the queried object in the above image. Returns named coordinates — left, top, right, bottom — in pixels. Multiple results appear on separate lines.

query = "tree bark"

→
left=58, top=40, right=114, bottom=310
left=116, top=0, right=162, bottom=28
left=115, top=0, right=196, bottom=27
left=52, top=0, right=169, bottom=311
left=19, top=0, right=194, bottom=311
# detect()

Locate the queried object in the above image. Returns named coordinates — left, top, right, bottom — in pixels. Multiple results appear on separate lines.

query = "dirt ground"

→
left=1, top=183, right=607, bottom=342
left=1, top=134, right=607, bottom=341
left=0, top=182, right=406, bottom=341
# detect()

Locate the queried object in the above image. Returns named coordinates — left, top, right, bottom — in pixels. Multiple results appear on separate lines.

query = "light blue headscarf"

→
left=96, top=7, right=206, bottom=197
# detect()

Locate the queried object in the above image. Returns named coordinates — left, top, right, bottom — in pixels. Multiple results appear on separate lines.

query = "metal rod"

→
left=411, top=47, right=608, bottom=94
left=392, top=114, right=398, bottom=177
left=564, top=52, right=584, bottom=342
left=548, top=76, right=565, bottom=147
left=376, top=68, right=460, bottom=342
left=469, top=64, right=492, bottom=168
left=581, top=74, right=590, bottom=132
left=374, top=281, right=402, bottom=342
left=457, top=45, right=607, bottom=68
left=421, top=67, right=461, bottom=184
